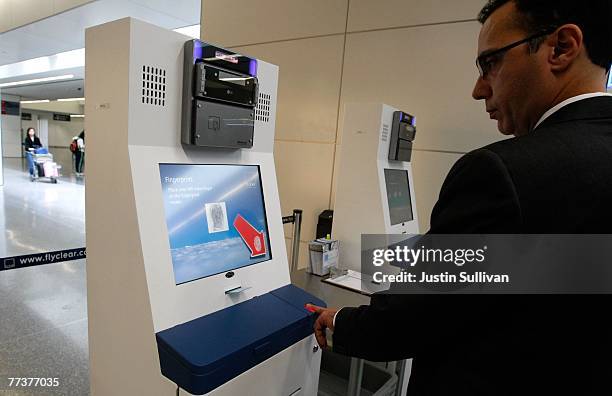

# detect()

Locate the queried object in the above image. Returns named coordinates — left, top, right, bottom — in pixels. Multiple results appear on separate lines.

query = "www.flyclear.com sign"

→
left=360, top=235, right=612, bottom=294
left=1, top=247, right=86, bottom=271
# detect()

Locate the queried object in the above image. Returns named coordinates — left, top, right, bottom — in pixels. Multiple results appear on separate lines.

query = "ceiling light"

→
left=57, top=97, right=85, bottom=102
left=173, top=24, right=200, bottom=39
left=20, top=99, right=50, bottom=104
left=70, top=114, right=85, bottom=118
left=0, top=49, right=84, bottom=80
left=0, top=74, right=74, bottom=88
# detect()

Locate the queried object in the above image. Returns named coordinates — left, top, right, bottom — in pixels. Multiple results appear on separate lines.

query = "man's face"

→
left=472, top=2, right=552, bottom=136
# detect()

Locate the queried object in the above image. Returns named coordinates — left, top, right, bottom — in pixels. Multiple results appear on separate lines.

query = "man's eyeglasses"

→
left=476, top=28, right=557, bottom=78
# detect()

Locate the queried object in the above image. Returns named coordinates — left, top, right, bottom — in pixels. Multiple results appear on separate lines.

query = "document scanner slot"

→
left=194, top=63, right=258, bottom=108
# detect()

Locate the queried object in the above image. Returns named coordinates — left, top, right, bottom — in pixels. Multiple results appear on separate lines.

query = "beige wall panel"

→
left=285, top=237, right=310, bottom=270
left=9, top=0, right=54, bottom=29
left=202, top=0, right=348, bottom=47
left=234, top=36, right=344, bottom=143
left=53, top=0, right=94, bottom=14
left=340, top=22, right=506, bottom=152
left=0, top=0, right=93, bottom=32
left=329, top=143, right=341, bottom=210
left=411, top=149, right=462, bottom=231
left=0, top=1, right=12, bottom=32
left=347, top=0, right=483, bottom=32
left=275, top=140, right=334, bottom=241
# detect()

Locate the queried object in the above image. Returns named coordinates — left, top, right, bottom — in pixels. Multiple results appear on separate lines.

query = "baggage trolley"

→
left=30, top=148, right=61, bottom=183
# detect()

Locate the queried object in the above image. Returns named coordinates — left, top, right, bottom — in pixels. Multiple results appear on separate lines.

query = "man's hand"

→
left=306, top=304, right=338, bottom=349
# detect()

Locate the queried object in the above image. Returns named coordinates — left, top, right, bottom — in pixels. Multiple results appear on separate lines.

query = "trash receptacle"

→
left=318, top=349, right=398, bottom=396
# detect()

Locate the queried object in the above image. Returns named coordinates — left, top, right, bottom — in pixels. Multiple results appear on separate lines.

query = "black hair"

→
left=79, top=130, right=85, bottom=140
left=478, top=0, right=612, bottom=70
left=26, top=127, right=36, bottom=136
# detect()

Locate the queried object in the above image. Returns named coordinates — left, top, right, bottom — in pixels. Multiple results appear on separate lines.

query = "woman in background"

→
left=24, top=127, right=42, bottom=178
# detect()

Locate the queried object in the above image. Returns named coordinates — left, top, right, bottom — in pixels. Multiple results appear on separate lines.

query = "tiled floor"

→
left=0, top=156, right=356, bottom=396
left=0, top=155, right=84, bottom=257
left=0, top=157, right=88, bottom=395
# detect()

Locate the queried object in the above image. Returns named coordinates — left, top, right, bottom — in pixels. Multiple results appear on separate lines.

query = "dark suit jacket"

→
left=332, top=96, right=612, bottom=395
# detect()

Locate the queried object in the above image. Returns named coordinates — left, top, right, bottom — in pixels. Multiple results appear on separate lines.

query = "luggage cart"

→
left=30, top=148, right=61, bottom=183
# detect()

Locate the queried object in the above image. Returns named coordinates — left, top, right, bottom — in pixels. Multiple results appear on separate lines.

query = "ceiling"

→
left=0, top=0, right=199, bottom=100
left=0, top=0, right=200, bottom=66
left=1, top=79, right=84, bottom=100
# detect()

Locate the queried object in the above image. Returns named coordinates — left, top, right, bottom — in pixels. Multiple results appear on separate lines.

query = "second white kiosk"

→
left=331, top=103, right=420, bottom=293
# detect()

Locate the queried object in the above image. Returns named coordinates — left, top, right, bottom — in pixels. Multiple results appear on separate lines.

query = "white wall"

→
left=23, top=110, right=84, bottom=148
left=20, top=117, right=37, bottom=145
left=0, top=91, right=3, bottom=184
left=51, top=118, right=84, bottom=147
left=1, top=93, right=22, bottom=158
left=202, top=0, right=499, bottom=268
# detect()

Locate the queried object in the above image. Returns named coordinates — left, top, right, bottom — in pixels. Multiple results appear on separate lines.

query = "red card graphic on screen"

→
left=233, top=214, right=266, bottom=257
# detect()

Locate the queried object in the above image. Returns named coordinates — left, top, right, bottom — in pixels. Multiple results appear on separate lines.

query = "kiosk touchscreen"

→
left=159, top=164, right=271, bottom=284
left=86, top=19, right=324, bottom=396
left=383, top=168, right=414, bottom=225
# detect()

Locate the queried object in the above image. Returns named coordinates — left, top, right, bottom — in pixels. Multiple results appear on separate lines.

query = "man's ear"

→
left=549, top=24, right=583, bottom=72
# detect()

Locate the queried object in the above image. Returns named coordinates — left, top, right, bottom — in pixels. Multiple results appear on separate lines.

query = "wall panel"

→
left=0, top=0, right=94, bottom=33
left=274, top=140, right=334, bottom=241
left=348, top=0, right=483, bottom=32
left=340, top=21, right=504, bottom=152
left=1, top=94, right=22, bottom=158
left=10, top=0, right=54, bottom=29
left=233, top=35, right=345, bottom=143
left=202, top=0, right=348, bottom=47
left=411, top=149, right=462, bottom=231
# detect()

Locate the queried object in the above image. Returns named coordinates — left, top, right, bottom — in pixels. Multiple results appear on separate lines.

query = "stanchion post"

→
left=290, top=209, right=303, bottom=272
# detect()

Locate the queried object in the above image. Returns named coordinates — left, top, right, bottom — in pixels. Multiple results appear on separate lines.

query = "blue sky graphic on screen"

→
left=159, top=164, right=272, bottom=284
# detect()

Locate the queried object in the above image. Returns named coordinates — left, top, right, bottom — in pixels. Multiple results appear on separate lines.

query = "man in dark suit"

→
left=307, top=1, right=612, bottom=394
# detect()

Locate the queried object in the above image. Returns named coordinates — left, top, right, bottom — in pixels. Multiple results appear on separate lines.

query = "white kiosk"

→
left=85, top=18, right=324, bottom=396
left=330, top=103, right=420, bottom=292
left=329, top=103, right=419, bottom=396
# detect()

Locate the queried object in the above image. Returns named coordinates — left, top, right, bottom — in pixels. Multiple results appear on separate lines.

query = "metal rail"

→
left=282, top=209, right=303, bottom=272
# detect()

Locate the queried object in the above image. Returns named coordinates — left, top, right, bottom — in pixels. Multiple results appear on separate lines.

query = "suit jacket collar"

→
left=534, top=96, right=612, bottom=132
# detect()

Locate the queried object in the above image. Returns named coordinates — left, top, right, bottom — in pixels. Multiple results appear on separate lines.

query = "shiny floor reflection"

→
left=0, top=157, right=85, bottom=257
left=0, top=157, right=88, bottom=395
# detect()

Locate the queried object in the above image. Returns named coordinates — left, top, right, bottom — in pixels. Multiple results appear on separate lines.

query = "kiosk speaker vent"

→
left=141, top=65, right=166, bottom=106
left=255, top=92, right=271, bottom=122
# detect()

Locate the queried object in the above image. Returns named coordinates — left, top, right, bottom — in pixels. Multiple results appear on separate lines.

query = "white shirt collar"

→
left=533, top=92, right=612, bottom=130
